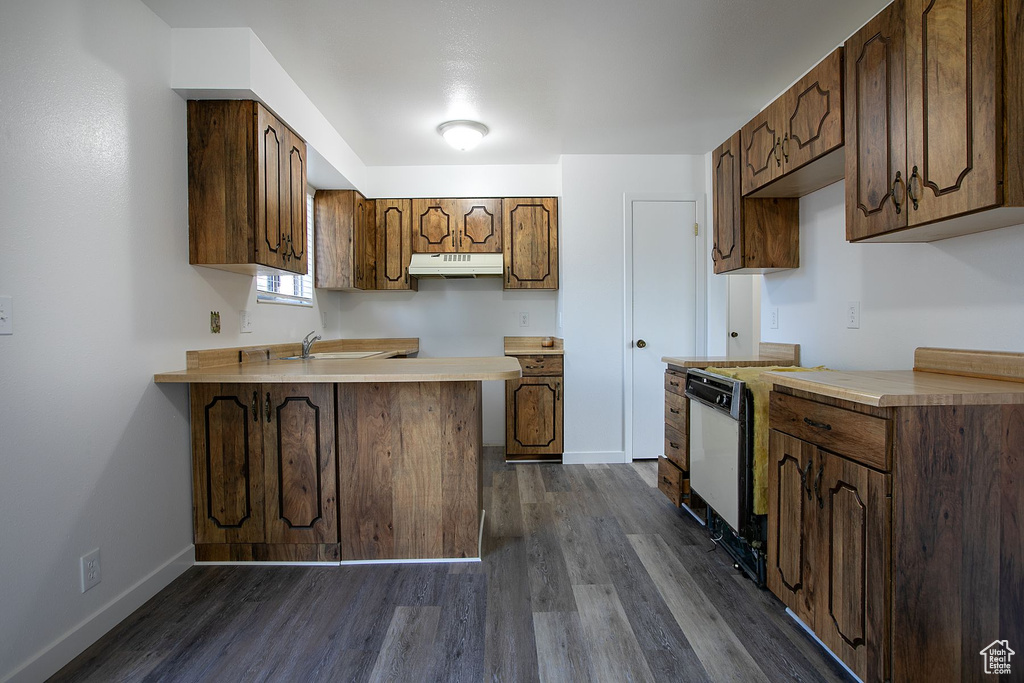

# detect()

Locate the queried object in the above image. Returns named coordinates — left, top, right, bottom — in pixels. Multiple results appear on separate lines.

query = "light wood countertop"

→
left=155, top=356, right=522, bottom=384
left=663, top=342, right=800, bottom=369
left=766, top=369, right=1024, bottom=407
left=504, top=336, right=564, bottom=356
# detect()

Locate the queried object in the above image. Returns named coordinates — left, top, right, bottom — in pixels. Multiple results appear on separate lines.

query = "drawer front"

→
left=664, top=424, right=688, bottom=471
left=657, top=456, right=688, bottom=507
left=514, top=354, right=563, bottom=377
left=769, top=392, right=890, bottom=470
left=665, top=391, right=687, bottom=433
left=665, top=369, right=686, bottom=397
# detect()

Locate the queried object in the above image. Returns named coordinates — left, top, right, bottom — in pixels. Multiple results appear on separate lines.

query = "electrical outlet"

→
left=519, top=312, right=530, bottom=328
left=210, top=311, right=221, bottom=334
left=847, top=301, right=861, bottom=329
left=0, top=296, right=11, bottom=335
left=769, top=307, right=779, bottom=330
left=239, top=310, right=253, bottom=334
left=80, top=548, right=101, bottom=593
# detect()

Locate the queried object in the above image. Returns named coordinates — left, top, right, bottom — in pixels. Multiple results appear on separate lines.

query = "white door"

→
left=727, top=275, right=756, bottom=357
left=630, top=200, right=698, bottom=461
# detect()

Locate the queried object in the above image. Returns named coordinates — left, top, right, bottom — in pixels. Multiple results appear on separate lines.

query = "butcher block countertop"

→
left=767, top=347, right=1024, bottom=407
left=155, top=356, right=522, bottom=384
left=504, top=336, right=564, bottom=356
left=663, top=342, right=800, bottom=370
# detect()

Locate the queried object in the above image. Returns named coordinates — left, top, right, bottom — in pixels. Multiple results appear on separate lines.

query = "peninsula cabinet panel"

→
left=188, top=100, right=307, bottom=275
left=505, top=377, right=563, bottom=457
left=263, top=384, right=337, bottom=545
left=190, top=384, right=266, bottom=544
left=504, top=198, right=558, bottom=289
left=314, top=190, right=376, bottom=290
left=376, top=199, right=417, bottom=291
left=412, top=198, right=502, bottom=253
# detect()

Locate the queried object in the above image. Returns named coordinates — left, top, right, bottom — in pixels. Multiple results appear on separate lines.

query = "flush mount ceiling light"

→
left=437, top=120, right=489, bottom=151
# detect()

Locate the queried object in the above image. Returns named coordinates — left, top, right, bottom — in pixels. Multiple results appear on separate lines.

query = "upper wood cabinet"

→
left=742, top=48, right=845, bottom=198
left=503, top=198, right=559, bottom=289
left=847, top=0, right=1024, bottom=242
left=188, top=100, right=307, bottom=275
left=411, top=198, right=502, bottom=253
left=713, top=133, right=799, bottom=274
left=314, top=190, right=376, bottom=290
left=375, top=199, right=418, bottom=291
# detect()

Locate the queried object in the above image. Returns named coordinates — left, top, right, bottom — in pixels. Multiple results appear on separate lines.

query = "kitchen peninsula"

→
left=155, top=339, right=521, bottom=563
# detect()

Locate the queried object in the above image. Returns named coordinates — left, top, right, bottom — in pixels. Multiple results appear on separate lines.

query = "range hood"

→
left=407, top=252, right=504, bottom=279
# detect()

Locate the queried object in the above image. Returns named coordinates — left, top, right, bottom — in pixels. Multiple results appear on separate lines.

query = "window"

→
left=256, top=193, right=315, bottom=306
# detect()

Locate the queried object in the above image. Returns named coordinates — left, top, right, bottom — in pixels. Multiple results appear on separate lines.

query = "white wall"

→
left=0, top=2, right=339, bottom=680
left=560, top=155, right=706, bottom=463
left=760, top=181, right=1024, bottom=368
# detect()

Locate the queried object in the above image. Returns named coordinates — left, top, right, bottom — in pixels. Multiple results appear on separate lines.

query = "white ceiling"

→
left=142, top=0, right=889, bottom=166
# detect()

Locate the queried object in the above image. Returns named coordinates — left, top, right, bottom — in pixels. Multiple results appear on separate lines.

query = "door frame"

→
left=622, top=193, right=707, bottom=463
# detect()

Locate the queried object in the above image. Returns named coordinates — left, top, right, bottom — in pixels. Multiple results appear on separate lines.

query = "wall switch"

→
left=519, top=312, right=530, bottom=328
left=239, top=310, right=253, bottom=334
left=769, top=307, right=779, bottom=330
left=80, top=548, right=101, bottom=593
left=847, top=301, right=861, bottom=329
left=0, top=296, right=11, bottom=335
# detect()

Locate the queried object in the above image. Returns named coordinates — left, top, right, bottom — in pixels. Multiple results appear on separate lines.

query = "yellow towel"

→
left=703, top=366, right=826, bottom=516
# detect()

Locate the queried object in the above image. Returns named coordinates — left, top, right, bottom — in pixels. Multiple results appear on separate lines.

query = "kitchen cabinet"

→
left=411, top=198, right=502, bottom=253
left=658, top=368, right=690, bottom=506
left=767, top=392, right=891, bottom=683
left=503, top=198, right=559, bottom=289
left=375, top=199, right=418, bottom=291
left=314, top=190, right=376, bottom=290
left=505, top=339, right=563, bottom=460
left=741, top=48, right=845, bottom=198
left=189, top=383, right=338, bottom=560
left=187, top=100, right=308, bottom=275
left=712, top=133, right=799, bottom=274
left=846, top=0, right=1024, bottom=242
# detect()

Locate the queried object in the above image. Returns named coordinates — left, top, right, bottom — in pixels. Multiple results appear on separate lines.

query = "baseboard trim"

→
left=784, top=608, right=862, bottom=683
left=562, top=450, right=627, bottom=465
left=3, top=545, right=194, bottom=683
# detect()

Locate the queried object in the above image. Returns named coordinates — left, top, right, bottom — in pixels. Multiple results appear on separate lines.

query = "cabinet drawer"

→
left=657, top=456, right=688, bottom=507
left=665, top=391, right=687, bottom=433
left=665, top=369, right=686, bottom=397
left=770, top=392, right=890, bottom=470
left=514, top=355, right=563, bottom=376
left=664, top=424, right=687, bottom=471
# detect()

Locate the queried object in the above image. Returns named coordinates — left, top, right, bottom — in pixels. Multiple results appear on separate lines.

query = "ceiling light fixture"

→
left=437, top=120, right=489, bottom=151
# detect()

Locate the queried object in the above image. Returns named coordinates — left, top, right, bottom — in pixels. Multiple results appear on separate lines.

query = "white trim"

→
left=622, top=193, right=706, bottom=462
left=562, top=450, right=627, bottom=465
left=784, top=608, right=863, bottom=683
left=195, top=561, right=339, bottom=567
left=3, top=546, right=194, bottom=683
left=339, top=557, right=481, bottom=565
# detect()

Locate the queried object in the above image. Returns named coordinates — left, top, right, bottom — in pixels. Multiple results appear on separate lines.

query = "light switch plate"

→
left=239, top=310, right=253, bottom=334
left=769, top=307, right=779, bottom=330
left=0, top=296, right=12, bottom=335
left=847, top=301, right=861, bottom=329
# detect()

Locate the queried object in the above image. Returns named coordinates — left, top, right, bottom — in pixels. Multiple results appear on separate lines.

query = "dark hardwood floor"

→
left=51, top=448, right=850, bottom=682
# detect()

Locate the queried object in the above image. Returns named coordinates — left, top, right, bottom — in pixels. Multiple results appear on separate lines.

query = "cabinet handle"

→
left=908, top=166, right=920, bottom=211
left=265, top=392, right=272, bottom=422
left=773, top=137, right=782, bottom=168
left=668, top=441, right=680, bottom=449
left=711, top=245, right=718, bottom=262
left=556, top=382, right=561, bottom=401
left=814, top=464, right=824, bottom=509
left=669, top=407, right=681, bottom=415
left=891, top=171, right=904, bottom=215
left=780, top=134, right=789, bottom=162
left=404, top=268, right=409, bottom=284
left=669, top=380, right=679, bottom=387
left=251, top=391, right=259, bottom=422
left=802, top=461, right=813, bottom=500
left=803, top=417, right=832, bottom=431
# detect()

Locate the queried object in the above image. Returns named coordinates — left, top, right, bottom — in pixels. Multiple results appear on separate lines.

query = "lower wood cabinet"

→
left=189, top=383, right=338, bottom=560
left=505, top=352, right=563, bottom=460
left=658, top=368, right=690, bottom=506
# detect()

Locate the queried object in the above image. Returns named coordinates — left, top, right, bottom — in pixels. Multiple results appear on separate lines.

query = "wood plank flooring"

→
left=50, top=448, right=851, bottom=682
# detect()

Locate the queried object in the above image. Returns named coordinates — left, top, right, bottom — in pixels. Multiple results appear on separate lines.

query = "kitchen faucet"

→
left=301, top=330, right=321, bottom=358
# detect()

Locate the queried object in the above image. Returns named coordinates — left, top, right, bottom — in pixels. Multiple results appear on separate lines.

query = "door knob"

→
left=636, top=339, right=647, bottom=348
left=731, top=332, right=739, bottom=338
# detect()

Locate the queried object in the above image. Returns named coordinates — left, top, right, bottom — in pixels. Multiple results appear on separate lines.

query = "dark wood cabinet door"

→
left=503, top=198, right=558, bottom=289
left=814, top=451, right=890, bottom=683
left=783, top=48, right=844, bottom=174
left=376, top=199, right=417, bottom=290
left=357, top=194, right=376, bottom=289
left=263, top=384, right=338, bottom=544
left=845, top=1, right=908, bottom=241
left=412, top=199, right=458, bottom=253
left=741, top=106, right=783, bottom=196
left=190, top=384, right=265, bottom=544
left=505, top=377, right=563, bottom=455
left=712, top=133, right=744, bottom=273
left=767, top=430, right=816, bottom=625
left=283, top=129, right=307, bottom=274
left=255, top=103, right=288, bottom=271
left=313, top=190, right=356, bottom=290
left=458, top=198, right=502, bottom=252
left=905, top=0, right=1002, bottom=226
